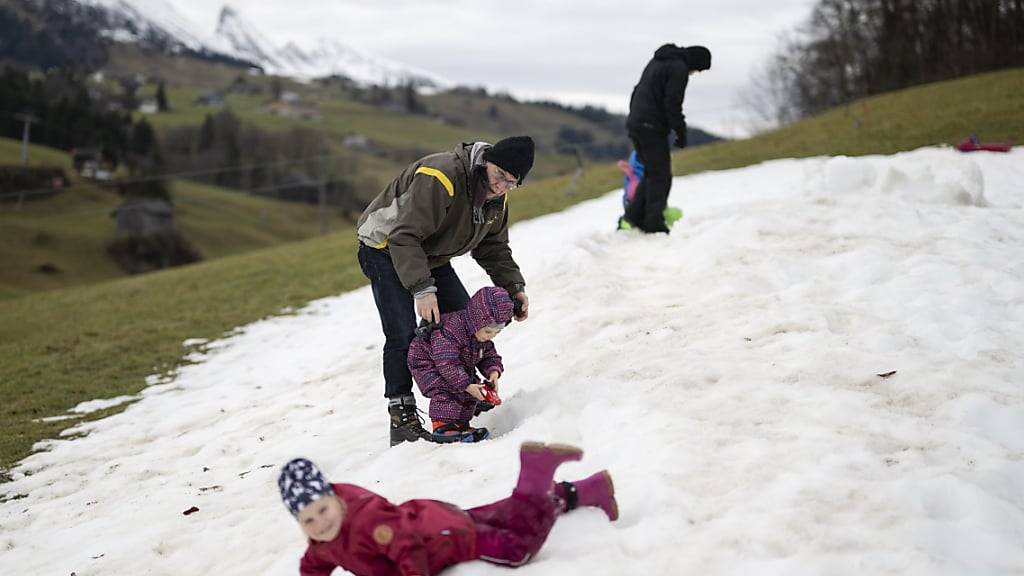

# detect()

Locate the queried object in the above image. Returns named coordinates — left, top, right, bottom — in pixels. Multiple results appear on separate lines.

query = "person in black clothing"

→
left=623, top=44, right=712, bottom=233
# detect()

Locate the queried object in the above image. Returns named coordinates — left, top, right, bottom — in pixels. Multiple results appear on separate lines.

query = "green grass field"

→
left=140, top=86, right=580, bottom=182
left=0, top=144, right=348, bottom=297
left=1, top=68, right=1021, bottom=480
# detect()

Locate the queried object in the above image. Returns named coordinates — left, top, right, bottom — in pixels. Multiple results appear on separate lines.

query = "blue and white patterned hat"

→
left=278, top=458, right=333, bottom=516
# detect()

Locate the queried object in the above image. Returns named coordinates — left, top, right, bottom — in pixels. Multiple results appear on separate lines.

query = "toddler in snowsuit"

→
left=407, top=286, right=514, bottom=443
left=279, top=442, right=618, bottom=576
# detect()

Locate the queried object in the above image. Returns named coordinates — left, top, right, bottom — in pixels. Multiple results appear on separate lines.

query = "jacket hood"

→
left=466, top=287, right=514, bottom=333
left=653, top=44, right=687, bottom=60
left=653, top=44, right=712, bottom=70
left=468, top=141, right=491, bottom=167
left=462, top=141, right=496, bottom=223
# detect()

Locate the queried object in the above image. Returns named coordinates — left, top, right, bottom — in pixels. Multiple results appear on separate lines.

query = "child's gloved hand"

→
left=483, top=372, right=502, bottom=405
left=466, top=383, right=487, bottom=402
left=482, top=384, right=502, bottom=406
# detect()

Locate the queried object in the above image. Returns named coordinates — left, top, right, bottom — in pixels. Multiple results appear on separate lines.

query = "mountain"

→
left=79, top=0, right=441, bottom=86
left=210, top=7, right=439, bottom=87
left=208, top=5, right=279, bottom=70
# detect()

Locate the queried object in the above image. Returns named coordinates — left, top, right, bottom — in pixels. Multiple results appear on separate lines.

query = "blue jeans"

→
left=357, top=243, right=470, bottom=399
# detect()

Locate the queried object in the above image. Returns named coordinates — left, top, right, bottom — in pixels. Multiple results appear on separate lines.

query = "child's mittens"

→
left=482, top=383, right=502, bottom=406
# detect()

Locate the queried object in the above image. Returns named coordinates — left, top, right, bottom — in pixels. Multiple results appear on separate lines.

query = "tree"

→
left=156, top=81, right=169, bottom=112
left=743, top=0, right=1024, bottom=127
left=402, top=82, right=424, bottom=114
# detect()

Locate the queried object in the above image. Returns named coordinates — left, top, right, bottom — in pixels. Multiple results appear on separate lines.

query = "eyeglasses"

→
left=491, top=166, right=519, bottom=191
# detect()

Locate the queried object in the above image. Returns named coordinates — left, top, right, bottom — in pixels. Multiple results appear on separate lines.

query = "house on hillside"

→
left=109, top=197, right=202, bottom=273
left=71, top=148, right=115, bottom=181
left=138, top=98, right=159, bottom=114
left=342, top=134, right=370, bottom=150
left=111, top=198, right=175, bottom=236
left=262, top=97, right=321, bottom=121
left=195, top=91, right=226, bottom=107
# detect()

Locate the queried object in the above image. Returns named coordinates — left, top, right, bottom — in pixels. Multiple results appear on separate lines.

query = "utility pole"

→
left=14, top=113, right=39, bottom=165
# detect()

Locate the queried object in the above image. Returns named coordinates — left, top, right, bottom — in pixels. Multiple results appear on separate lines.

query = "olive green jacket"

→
left=356, top=142, right=525, bottom=295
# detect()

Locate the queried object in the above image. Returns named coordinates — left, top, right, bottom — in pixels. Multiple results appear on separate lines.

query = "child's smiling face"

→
left=297, top=494, right=346, bottom=542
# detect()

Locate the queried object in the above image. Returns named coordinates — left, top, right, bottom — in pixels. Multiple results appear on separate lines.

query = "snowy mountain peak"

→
left=81, top=0, right=441, bottom=86
left=83, top=0, right=213, bottom=52
left=217, top=4, right=237, bottom=22
left=212, top=4, right=280, bottom=68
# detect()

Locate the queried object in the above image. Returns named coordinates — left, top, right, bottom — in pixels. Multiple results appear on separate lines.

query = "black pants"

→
left=626, top=128, right=672, bottom=232
left=357, top=243, right=470, bottom=399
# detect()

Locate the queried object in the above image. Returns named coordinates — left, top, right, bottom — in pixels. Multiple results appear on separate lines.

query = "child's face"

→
left=474, top=324, right=503, bottom=342
left=297, top=494, right=346, bottom=542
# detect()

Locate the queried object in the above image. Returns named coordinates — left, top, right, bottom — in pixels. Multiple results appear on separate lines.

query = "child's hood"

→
left=467, top=287, right=514, bottom=333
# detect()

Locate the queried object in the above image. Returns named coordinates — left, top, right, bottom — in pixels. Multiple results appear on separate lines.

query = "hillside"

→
left=0, top=137, right=347, bottom=298
left=0, top=44, right=658, bottom=297
left=0, top=68, right=1021, bottom=477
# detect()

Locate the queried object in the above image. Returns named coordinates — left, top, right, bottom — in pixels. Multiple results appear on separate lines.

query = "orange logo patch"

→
left=373, top=524, right=394, bottom=546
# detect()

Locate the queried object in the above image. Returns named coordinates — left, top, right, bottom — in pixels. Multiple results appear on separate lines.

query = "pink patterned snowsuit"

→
left=407, top=287, right=515, bottom=424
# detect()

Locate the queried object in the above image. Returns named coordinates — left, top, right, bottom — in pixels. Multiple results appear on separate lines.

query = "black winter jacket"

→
left=626, top=44, right=692, bottom=137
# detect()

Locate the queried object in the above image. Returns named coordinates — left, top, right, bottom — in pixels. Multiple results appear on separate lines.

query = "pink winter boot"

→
left=514, top=442, right=584, bottom=496
left=555, top=470, right=619, bottom=521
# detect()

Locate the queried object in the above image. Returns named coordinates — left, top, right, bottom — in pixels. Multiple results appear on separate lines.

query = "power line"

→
left=0, top=152, right=343, bottom=201
left=0, top=177, right=355, bottom=222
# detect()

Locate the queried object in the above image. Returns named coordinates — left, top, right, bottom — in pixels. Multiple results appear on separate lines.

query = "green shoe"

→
left=664, top=207, right=683, bottom=228
left=616, top=216, right=634, bottom=231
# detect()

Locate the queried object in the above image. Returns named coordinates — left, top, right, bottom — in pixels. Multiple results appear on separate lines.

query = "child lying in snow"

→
left=406, top=286, right=514, bottom=443
left=279, top=442, right=618, bottom=576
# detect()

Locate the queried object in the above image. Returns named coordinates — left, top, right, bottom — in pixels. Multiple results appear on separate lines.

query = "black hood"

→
left=652, top=44, right=712, bottom=71
left=653, top=44, right=687, bottom=60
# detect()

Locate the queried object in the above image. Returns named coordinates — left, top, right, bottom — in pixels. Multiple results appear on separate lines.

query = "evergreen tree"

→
left=197, top=114, right=215, bottom=152
left=156, top=81, right=169, bottom=112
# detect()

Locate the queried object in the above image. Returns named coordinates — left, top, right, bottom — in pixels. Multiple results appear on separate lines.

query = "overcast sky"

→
left=171, top=0, right=819, bottom=137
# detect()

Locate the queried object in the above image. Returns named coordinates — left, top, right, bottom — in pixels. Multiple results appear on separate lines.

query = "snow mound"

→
left=821, top=152, right=986, bottom=206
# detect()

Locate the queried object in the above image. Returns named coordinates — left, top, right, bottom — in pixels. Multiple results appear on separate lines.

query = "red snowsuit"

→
left=299, top=483, right=559, bottom=576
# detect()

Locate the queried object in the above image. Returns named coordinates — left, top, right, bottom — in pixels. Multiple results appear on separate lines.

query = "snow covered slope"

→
left=2, top=147, right=1022, bottom=575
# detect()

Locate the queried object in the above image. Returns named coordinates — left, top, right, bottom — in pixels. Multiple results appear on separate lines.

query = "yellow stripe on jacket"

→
left=414, top=167, right=455, bottom=197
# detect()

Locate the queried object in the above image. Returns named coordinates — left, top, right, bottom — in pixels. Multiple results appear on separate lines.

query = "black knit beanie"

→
left=482, top=136, right=535, bottom=183
left=683, top=46, right=712, bottom=71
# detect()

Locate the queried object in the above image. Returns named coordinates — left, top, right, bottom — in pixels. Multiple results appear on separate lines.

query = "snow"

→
left=85, top=0, right=441, bottom=86
left=84, top=0, right=215, bottom=51
left=2, top=146, right=1023, bottom=575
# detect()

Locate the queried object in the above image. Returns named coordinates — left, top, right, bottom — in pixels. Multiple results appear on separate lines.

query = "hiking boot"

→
left=514, top=442, right=583, bottom=496
left=389, top=399, right=434, bottom=447
left=556, top=470, right=619, bottom=521
left=431, top=422, right=490, bottom=444
left=643, top=218, right=670, bottom=234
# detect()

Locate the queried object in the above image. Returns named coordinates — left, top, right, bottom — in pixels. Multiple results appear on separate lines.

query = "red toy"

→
left=483, top=382, right=502, bottom=406
left=956, top=135, right=1012, bottom=153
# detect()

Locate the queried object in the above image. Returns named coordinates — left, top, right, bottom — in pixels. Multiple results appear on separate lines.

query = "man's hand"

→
left=415, top=293, right=440, bottom=324
left=673, top=131, right=687, bottom=149
left=466, top=383, right=486, bottom=402
left=513, top=291, right=529, bottom=321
